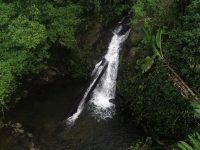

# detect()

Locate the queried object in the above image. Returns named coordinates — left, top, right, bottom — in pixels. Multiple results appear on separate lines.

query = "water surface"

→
left=0, top=80, right=142, bottom=150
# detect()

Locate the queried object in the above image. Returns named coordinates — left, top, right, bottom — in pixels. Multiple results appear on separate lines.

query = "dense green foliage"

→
left=131, top=0, right=178, bottom=27
left=118, top=0, right=200, bottom=138
left=0, top=1, right=83, bottom=107
left=166, top=0, right=200, bottom=95
left=119, top=60, right=193, bottom=136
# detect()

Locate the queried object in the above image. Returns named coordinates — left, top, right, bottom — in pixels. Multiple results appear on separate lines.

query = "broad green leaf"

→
left=156, top=28, right=163, bottom=49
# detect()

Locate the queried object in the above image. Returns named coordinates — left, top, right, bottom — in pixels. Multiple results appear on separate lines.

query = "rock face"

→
left=39, top=68, right=61, bottom=85
left=44, top=19, right=117, bottom=83
left=119, top=21, right=144, bottom=65
left=0, top=121, right=39, bottom=150
left=118, top=24, right=130, bottom=35
left=129, top=29, right=142, bottom=46
left=82, top=23, right=102, bottom=48
left=128, top=22, right=143, bottom=46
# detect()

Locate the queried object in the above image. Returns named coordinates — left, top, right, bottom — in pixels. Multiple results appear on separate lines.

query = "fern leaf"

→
left=177, top=143, right=189, bottom=150
left=178, top=141, right=193, bottom=150
left=188, top=135, right=200, bottom=149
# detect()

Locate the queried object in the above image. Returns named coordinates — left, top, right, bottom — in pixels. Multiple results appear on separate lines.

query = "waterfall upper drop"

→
left=66, top=25, right=130, bottom=125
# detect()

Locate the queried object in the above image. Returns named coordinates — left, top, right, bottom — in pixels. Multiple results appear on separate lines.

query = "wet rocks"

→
left=0, top=121, right=40, bottom=150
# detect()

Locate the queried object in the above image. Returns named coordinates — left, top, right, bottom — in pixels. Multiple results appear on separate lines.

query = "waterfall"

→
left=66, top=25, right=130, bottom=125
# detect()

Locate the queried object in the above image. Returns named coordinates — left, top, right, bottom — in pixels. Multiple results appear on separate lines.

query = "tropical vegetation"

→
left=0, top=0, right=199, bottom=149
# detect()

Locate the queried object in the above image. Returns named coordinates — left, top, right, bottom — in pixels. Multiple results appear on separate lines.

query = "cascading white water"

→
left=88, top=26, right=130, bottom=119
left=66, top=60, right=107, bottom=124
left=66, top=26, right=130, bottom=125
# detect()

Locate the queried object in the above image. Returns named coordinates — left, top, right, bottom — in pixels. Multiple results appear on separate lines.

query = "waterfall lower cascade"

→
left=66, top=25, right=130, bottom=125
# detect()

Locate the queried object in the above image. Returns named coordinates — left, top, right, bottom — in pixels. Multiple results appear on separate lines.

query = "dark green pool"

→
left=0, top=80, right=142, bottom=150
